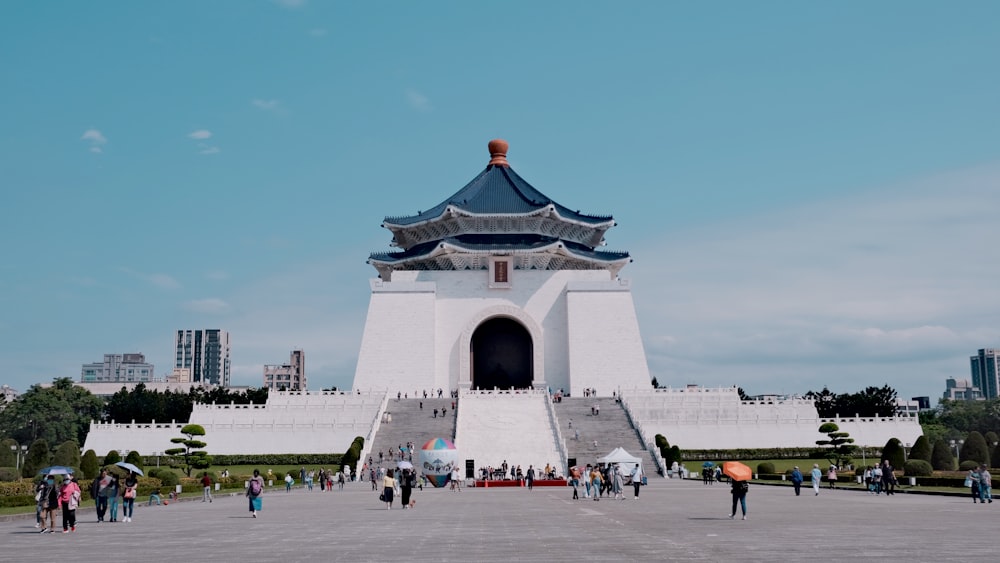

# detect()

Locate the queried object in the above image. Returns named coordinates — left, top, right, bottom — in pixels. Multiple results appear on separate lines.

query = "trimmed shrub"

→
left=909, top=436, right=932, bottom=464
left=961, top=431, right=990, bottom=466
left=148, top=468, right=179, bottom=488
left=0, top=439, right=17, bottom=467
left=53, top=440, right=81, bottom=468
left=669, top=445, right=681, bottom=464
left=881, top=438, right=905, bottom=469
left=960, top=460, right=980, bottom=471
left=0, top=467, right=20, bottom=481
left=81, top=450, right=99, bottom=479
left=931, top=439, right=955, bottom=471
left=124, top=450, right=144, bottom=470
left=104, top=450, right=121, bottom=466
left=903, top=459, right=932, bottom=477
left=22, top=439, right=50, bottom=478
left=756, top=462, right=776, bottom=474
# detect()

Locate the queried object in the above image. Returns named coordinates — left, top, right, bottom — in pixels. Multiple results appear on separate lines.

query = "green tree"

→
left=81, top=449, right=99, bottom=479
left=0, top=378, right=104, bottom=446
left=930, top=438, right=955, bottom=471
left=104, top=449, right=121, bottom=466
left=881, top=438, right=905, bottom=469
left=961, top=431, right=990, bottom=466
left=52, top=440, right=81, bottom=468
left=165, top=424, right=210, bottom=477
left=816, top=422, right=855, bottom=467
left=669, top=445, right=681, bottom=466
left=22, top=438, right=50, bottom=478
left=908, top=435, right=932, bottom=463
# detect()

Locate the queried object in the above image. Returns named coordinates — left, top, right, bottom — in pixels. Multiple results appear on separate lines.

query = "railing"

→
left=542, top=390, right=569, bottom=476
left=355, top=390, right=390, bottom=478
left=618, top=396, right=665, bottom=477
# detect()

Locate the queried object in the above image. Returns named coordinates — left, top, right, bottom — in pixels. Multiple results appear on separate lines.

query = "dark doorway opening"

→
left=471, top=318, right=532, bottom=390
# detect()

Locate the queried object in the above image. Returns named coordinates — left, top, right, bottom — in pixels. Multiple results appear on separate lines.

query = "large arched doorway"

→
left=471, top=317, right=533, bottom=390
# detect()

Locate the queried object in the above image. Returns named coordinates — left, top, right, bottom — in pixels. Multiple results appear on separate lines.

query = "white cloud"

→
left=183, top=298, right=230, bottom=314
left=629, top=162, right=1000, bottom=399
left=81, top=129, right=107, bottom=153
left=252, top=99, right=281, bottom=111
left=405, top=88, right=431, bottom=112
left=120, top=268, right=181, bottom=290
left=188, top=129, right=212, bottom=140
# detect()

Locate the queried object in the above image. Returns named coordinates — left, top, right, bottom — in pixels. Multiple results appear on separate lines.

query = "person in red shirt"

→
left=201, top=472, right=213, bottom=503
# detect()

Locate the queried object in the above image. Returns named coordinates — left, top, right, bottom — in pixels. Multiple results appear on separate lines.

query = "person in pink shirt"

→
left=58, top=476, right=82, bottom=533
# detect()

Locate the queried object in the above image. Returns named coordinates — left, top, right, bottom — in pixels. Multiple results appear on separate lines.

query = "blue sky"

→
left=1, top=1, right=998, bottom=401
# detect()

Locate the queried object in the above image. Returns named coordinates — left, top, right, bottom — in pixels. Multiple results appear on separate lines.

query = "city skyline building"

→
left=944, top=377, right=983, bottom=401
left=80, top=353, right=155, bottom=383
left=174, top=329, right=230, bottom=387
left=970, top=348, right=999, bottom=399
left=263, top=349, right=306, bottom=391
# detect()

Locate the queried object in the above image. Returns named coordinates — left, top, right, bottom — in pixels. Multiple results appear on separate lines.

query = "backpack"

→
left=250, top=479, right=263, bottom=496
left=738, top=481, right=749, bottom=494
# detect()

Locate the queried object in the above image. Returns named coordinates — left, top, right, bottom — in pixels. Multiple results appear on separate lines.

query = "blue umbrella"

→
left=702, top=462, right=715, bottom=468
left=38, top=466, right=75, bottom=476
left=114, top=461, right=145, bottom=476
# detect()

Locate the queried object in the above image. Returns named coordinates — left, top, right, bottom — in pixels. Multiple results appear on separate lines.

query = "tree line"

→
left=0, top=378, right=268, bottom=448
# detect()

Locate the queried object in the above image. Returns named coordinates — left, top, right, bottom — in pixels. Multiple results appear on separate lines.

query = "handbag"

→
left=379, top=493, right=385, bottom=502
left=965, top=478, right=973, bottom=488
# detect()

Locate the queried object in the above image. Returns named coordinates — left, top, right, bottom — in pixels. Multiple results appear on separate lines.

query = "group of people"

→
left=91, top=468, right=139, bottom=523
left=968, top=464, right=993, bottom=503
left=566, top=463, right=644, bottom=500
left=35, top=473, right=82, bottom=533
left=861, top=461, right=898, bottom=495
left=378, top=467, right=419, bottom=510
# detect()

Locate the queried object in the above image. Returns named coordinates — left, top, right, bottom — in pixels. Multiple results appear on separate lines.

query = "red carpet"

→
left=474, top=479, right=567, bottom=488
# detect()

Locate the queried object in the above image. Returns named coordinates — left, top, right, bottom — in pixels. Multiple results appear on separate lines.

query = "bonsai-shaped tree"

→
left=165, top=424, right=211, bottom=477
left=816, top=422, right=855, bottom=468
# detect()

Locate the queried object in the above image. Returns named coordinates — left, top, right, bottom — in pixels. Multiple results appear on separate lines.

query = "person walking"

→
left=969, top=466, right=982, bottom=503
left=827, top=466, right=838, bottom=489
left=569, top=466, right=580, bottom=500
left=613, top=465, right=624, bottom=500
left=284, top=473, right=293, bottom=492
left=451, top=466, right=462, bottom=492
left=590, top=466, right=602, bottom=501
left=790, top=466, right=803, bottom=496
left=37, top=474, right=58, bottom=533
left=630, top=464, right=643, bottom=499
left=382, top=469, right=397, bottom=509
left=59, top=475, right=81, bottom=533
left=400, top=468, right=414, bottom=508
left=810, top=464, right=822, bottom=496
left=92, top=468, right=111, bottom=522
left=526, top=465, right=535, bottom=490
left=729, top=479, right=749, bottom=520
left=583, top=464, right=593, bottom=499
left=980, top=464, right=993, bottom=504
left=107, top=473, right=121, bottom=522
left=881, top=460, right=895, bottom=496
left=122, top=472, right=138, bottom=522
left=247, top=469, right=265, bottom=518
left=202, top=472, right=214, bottom=503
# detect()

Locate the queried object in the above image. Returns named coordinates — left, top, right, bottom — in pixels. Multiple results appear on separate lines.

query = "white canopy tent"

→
left=597, top=447, right=643, bottom=476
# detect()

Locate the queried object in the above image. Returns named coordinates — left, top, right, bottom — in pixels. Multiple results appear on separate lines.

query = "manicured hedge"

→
left=144, top=453, right=343, bottom=467
left=680, top=448, right=872, bottom=461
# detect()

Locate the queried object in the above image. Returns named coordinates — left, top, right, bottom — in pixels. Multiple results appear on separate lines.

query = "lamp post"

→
left=950, top=439, right=964, bottom=468
left=904, top=443, right=911, bottom=462
left=10, top=444, right=28, bottom=470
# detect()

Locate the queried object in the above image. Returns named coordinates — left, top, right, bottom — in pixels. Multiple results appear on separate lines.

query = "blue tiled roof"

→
left=383, top=164, right=613, bottom=227
left=369, top=234, right=630, bottom=263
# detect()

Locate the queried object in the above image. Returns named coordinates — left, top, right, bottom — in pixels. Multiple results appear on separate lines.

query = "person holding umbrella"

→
left=122, top=471, right=138, bottom=522
left=722, top=462, right=752, bottom=520
left=729, top=478, right=749, bottom=520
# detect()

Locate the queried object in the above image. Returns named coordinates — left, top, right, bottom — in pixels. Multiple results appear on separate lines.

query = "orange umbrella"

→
left=722, top=461, right=752, bottom=482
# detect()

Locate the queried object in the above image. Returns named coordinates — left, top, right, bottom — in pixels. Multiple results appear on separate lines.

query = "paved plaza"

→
left=2, top=478, right=994, bottom=562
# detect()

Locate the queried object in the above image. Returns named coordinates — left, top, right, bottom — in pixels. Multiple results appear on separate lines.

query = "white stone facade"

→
left=620, top=387, right=923, bottom=450
left=352, top=269, right=651, bottom=397
left=83, top=390, right=387, bottom=456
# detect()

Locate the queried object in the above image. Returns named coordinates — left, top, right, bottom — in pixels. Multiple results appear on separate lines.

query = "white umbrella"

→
left=114, top=461, right=145, bottom=476
left=397, top=460, right=414, bottom=470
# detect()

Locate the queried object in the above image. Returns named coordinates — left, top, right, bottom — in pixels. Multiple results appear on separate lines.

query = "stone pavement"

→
left=2, top=478, right=993, bottom=562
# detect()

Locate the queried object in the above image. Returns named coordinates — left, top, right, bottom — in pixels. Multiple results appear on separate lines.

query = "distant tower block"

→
left=352, top=140, right=651, bottom=397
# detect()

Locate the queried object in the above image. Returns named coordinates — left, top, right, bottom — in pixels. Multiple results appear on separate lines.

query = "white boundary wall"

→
left=620, top=388, right=922, bottom=450
left=352, top=270, right=651, bottom=397
left=84, top=390, right=387, bottom=456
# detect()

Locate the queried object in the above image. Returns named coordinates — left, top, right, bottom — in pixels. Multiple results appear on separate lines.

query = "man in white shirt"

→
left=630, top=464, right=643, bottom=499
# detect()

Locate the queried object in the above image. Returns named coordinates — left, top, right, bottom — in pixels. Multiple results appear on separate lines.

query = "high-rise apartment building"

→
left=81, top=353, right=155, bottom=383
left=944, top=377, right=982, bottom=401
left=263, top=349, right=306, bottom=391
left=175, top=329, right=231, bottom=386
left=970, top=348, right=1000, bottom=399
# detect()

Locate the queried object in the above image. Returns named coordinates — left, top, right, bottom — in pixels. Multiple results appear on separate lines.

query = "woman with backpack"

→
left=247, top=469, right=265, bottom=517
left=729, top=479, right=749, bottom=521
